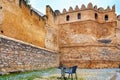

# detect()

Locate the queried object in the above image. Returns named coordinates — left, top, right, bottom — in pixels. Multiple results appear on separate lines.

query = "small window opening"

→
left=66, top=15, right=70, bottom=21
left=105, top=15, right=108, bottom=21
left=77, top=13, right=81, bottom=19
left=1, top=30, right=3, bottom=33
left=0, top=6, right=2, bottom=9
left=95, top=13, right=98, bottom=20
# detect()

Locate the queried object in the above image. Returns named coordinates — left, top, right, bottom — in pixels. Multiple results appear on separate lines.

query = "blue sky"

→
left=30, top=0, right=120, bottom=15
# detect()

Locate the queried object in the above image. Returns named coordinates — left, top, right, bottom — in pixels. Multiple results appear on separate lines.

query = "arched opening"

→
left=105, top=15, right=108, bottom=21
left=77, top=13, right=81, bottom=19
left=95, top=13, right=98, bottom=20
left=66, top=15, right=70, bottom=21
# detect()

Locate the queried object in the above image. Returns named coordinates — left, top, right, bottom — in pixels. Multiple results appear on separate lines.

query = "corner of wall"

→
left=46, top=5, right=56, bottom=22
left=45, top=5, right=59, bottom=52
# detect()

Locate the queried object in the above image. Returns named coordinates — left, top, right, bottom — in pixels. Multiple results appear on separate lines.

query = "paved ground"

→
left=116, top=73, right=120, bottom=80
left=0, top=68, right=119, bottom=80
left=33, top=69, right=120, bottom=80
left=110, top=73, right=120, bottom=80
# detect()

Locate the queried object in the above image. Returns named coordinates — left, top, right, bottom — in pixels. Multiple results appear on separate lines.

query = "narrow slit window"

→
left=78, top=13, right=81, bottom=19
left=95, top=13, right=98, bottom=20
left=0, top=6, right=2, bottom=9
left=1, top=30, right=3, bottom=33
left=105, top=15, right=108, bottom=21
left=66, top=15, right=70, bottom=21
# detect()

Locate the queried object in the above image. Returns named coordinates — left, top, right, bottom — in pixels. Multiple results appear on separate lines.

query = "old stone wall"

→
left=117, top=16, right=120, bottom=28
left=45, top=5, right=59, bottom=51
left=57, top=11, right=116, bottom=24
left=0, top=36, right=59, bottom=74
left=59, top=21, right=116, bottom=46
left=55, top=3, right=116, bottom=24
left=116, top=28, right=120, bottom=44
left=58, top=19, right=119, bottom=68
left=0, top=0, right=120, bottom=69
left=0, top=0, right=46, bottom=48
left=116, top=14, right=120, bottom=47
left=58, top=5, right=119, bottom=68
left=60, top=46, right=120, bottom=68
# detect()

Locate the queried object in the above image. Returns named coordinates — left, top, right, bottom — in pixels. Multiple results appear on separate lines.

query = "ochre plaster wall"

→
left=0, top=0, right=46, bottom=47
left=45, top=5, right=59, bottom=51
left=0, top=1, right=120, bottom=68
left=56, top=3, right=120, bottom=68
left=59, top=21, right=116, bottom=46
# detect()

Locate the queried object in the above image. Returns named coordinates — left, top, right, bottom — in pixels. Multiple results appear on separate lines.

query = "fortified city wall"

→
left=0, top=35, right=59, bottom=74
left=0, top=0, right=120, bottom=71
left=54, top=3, right=120, bottom=68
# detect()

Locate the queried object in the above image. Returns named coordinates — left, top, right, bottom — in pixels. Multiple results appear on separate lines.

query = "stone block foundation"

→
left=0, top=36, right=59, bottom=74
left=60, top=46, right=120, bottom=68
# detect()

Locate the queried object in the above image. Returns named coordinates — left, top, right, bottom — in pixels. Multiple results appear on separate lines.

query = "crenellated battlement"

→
left=54, top=3, right=116, bottom=24
left=58, top=3, right=115, bottom=15
left=20, top=0, right=45, bottom=21
left=117, top=15, right=120, bottom=21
